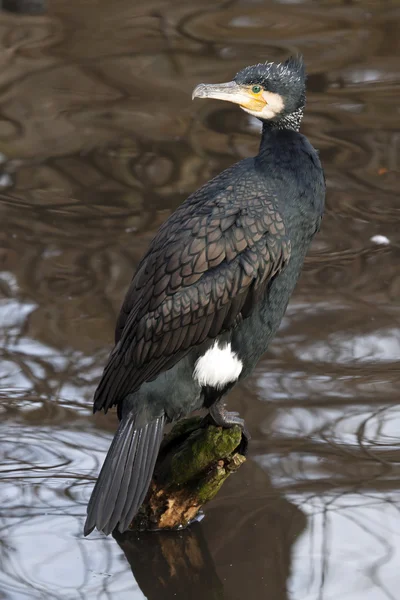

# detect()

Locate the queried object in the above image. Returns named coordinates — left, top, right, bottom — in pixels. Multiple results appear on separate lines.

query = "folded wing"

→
left=94, top=172, right=291, bottom=413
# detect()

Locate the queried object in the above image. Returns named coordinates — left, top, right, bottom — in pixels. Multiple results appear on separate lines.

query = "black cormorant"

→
left=84, top=56, right=325, bottom=536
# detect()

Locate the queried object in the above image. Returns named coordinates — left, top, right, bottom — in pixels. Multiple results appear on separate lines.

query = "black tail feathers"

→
left=84, top=412, right=165, bottom=536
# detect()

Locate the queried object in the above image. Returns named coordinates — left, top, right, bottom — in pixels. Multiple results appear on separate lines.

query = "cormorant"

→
left=84, top=56, right=325, bottom=536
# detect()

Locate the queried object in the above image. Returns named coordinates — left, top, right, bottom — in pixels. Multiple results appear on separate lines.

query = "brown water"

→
left=0, top=0, right=399, bottom=598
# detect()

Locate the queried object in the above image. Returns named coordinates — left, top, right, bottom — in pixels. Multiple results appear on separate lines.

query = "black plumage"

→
left=94, top=178, right=290, bottom=414
left=84, top=55, right=325, bottom=536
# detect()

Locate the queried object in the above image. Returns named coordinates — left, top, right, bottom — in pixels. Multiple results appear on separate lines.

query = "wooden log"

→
left=129, top=416, right=246, bottom=531
left=114, top=443, right=307, bottom=600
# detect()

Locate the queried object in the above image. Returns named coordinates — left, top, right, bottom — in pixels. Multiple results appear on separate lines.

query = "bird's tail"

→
left=84, top=411, right=165, bottom=536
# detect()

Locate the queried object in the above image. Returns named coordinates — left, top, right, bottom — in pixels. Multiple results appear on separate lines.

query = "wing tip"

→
left=84, top=415, right=165, bottom=536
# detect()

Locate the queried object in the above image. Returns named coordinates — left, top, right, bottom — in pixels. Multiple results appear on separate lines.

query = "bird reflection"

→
left=114, top=457, right=306, bottom=600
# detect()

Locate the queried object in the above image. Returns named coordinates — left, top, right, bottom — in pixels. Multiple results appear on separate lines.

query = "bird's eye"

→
left=252, top=85, right=262, bottom=94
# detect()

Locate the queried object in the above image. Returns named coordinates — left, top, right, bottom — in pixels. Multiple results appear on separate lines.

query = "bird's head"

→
left=192, top=56, right=306, bottom=130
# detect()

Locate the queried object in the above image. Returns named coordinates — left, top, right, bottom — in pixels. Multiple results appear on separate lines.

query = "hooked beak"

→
left=192, top=81, right=266, bottom=112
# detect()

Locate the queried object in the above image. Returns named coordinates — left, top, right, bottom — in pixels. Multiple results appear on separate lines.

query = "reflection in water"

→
left=114, top=527, right=226, bottom=600
left=0, top=0, right=399, bottom=599
left=115, top=458, right=306, bottom=600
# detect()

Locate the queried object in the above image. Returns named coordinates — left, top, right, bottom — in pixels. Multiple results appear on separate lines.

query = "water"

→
left=0, top=1, right=399, bottom=598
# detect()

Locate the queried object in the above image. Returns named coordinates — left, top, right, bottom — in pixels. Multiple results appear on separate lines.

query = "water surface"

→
left=0, top=1, right=399, bottom=599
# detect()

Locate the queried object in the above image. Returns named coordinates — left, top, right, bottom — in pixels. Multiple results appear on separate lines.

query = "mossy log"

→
left=129, top=417, right=246, bottom=531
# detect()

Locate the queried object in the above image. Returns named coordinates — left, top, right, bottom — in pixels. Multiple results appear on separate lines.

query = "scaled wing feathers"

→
left=94, top=171, right=291, bottom=413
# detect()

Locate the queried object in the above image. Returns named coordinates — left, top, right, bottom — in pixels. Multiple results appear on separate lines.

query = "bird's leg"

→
left=208, top=400, right=251, bottom=455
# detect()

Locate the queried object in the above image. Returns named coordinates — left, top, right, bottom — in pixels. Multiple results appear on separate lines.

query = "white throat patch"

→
left=193, top=341, right=243, bottom=389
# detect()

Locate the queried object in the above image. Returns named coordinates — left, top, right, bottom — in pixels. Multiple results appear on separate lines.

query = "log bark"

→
left=129, top=416, right=246, bottom=531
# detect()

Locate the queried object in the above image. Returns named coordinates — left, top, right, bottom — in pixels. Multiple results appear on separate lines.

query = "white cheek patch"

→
left=243, top=90, right=284, bottom=120
left=193, top=342, right=243, bottom=389
left=261, top=90, right=285, bottom=115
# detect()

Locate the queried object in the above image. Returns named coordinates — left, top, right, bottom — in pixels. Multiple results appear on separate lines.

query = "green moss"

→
left=162, top=417, right=204, bottom=447
left=169, top=424, right=242, bottom=487
left=131, top=418, right=246, bottom=531
left=196, top=451, right=246, bottom=504
left=196, top=463, right=228, bottom=504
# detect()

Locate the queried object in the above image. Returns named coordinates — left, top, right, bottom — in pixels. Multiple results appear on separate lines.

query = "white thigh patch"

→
left=193, top=342, right=243, bottom=389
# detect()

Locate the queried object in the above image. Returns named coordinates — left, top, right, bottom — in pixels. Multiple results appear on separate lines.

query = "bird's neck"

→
left=261, top=107, right=304, bottom=136
left=257, top=107, right=304, bottom=160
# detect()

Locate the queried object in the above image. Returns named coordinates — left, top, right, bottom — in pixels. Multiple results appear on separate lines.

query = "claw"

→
left=208, top=401, right=250, bottom=456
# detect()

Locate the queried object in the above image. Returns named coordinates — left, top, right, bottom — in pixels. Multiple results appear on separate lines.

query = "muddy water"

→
left=0, top=1, right=399, bottom=598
